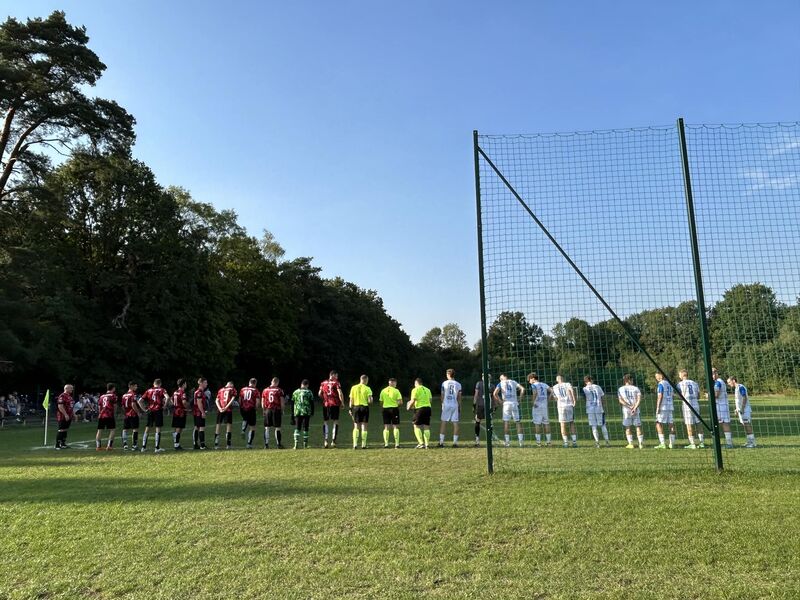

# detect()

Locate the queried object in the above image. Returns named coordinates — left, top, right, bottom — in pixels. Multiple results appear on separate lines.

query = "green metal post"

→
left=677, top=117, right=723, bottom=472
left=474, top=130, right=494, bottom=475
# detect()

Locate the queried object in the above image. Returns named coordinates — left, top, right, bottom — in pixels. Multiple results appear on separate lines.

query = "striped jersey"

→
left=552, top=382, right=574, bottom=407
left=734, top=384, right=748, bottom=411
left=582, top=384, right=605, bottom=413
left=656, top=380, right=674, bottom=413
left=496, top=380, right=520, bottom=404
left=531, top=382, right=550, bottom=409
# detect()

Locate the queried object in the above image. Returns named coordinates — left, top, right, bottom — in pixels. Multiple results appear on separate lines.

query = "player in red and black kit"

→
left=192, top=377, right=208, bottom=450
left=319, top=370, right=345, bottom=448
left=239, top=378, right=259, bottom=449
left=138, top=378, right=168, bottom=453
left=121, top=382, right=141, bottom=451
left=262, top=377, right=286, bottom=449
left=95, top=383, right=118, bottom=451
left=55, top=384, right=75, bottom=449
left=170, top=378, right=188, bottom=451
left=215, top=381, right=237, bottom=449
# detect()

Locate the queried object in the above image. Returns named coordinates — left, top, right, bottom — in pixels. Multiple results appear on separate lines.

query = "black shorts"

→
left=264, top=409, right=282, bottom=428
left=171, top=415, right=187, bottom=429
left=146, top=410, right=163, bottom=428
left=382, top=407, right=400, bottom=425
left=241, top=408, right=256, bottom=427
left=57, top=419, right=72, bottom=430
left=353, top=406, right=369, bottom=424
left=474, top=401, right=486, bottom=420
left=413, top=406, right=432, bottom=427
left=193, top=415, right=206, bottom=428
left=97, top=417, right=116, bottom=430
left=123, top=415, right=140, bottom=430
left=295, top=414, right=310, bottom=430
left=322, top=405, right=341, bottom=421
left=216, top=411, right=232, bottom=425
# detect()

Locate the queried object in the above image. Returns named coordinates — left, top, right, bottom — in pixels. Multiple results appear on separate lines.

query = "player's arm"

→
left=632, top=391, right=641, bottom=413
left=599, top=390, right=606, bottom=413
left=406, top=389, right=417, bottom=411
left=569, top=386, right=576, bottom=407
left=215, top=394, right=224, bottom=412
left=137, top=392, right=149, bottom=413
left=656, top=385, right=663, bottom=413
left=517, top=384, right=525, bottom=399
left=492, top=386, right=501, bottom=405
left=618, top=392, right=627, bottom=408
left=57, top=397, right=69, bottom=420
left=337, top=387, right=344, bottom=406
left=714, top=381, right=721, bottom=400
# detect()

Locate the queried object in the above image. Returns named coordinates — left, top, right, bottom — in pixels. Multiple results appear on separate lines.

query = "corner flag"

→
left=43, top=389, right=50, bottom=410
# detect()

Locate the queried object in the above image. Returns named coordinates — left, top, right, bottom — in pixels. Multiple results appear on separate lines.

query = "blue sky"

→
left=7, top=0, right=800, bottom=344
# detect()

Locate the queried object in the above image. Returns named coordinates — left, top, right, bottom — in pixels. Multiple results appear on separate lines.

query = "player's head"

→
left=726, top=376, right=737, bottom=386
left=177, top=378, right=186, bottom=389
left=153, top=378, right=162, bottom=387
left=414, top=377, right=423, bottom=387
left=446, top=368, right=455, bottom=379
left=655, top=372, right=664, bottom=382
left=678, top=369, right=688, bottom=380
left=556, top=374, right=564, bottom=384
left=249, top=378, right=257, bottom=387
left=64, top=384, right=73, bottom=393
left=271, top=377, right=280, bottom=386
left=197, top=377, right=207, bottom=390
left=128, top=381, right=138, bottom=391
left=360, top=374, right=369, bottom=384
left=583, top=375, right=593, bottom=384
left=711, top=367, right=719, bottom=379
left=623, top=373, right=633, bottom=385
left=329, top=370, right=338, bottom=380
left=301, top=379, right=309, bottom=388
left=106, top=383, right=115, bottom=392
left=528, top=372, right=538, bottom=383
left=226, top=381, right=234, bottom=388
left=499, top=373, right=507, bottom=382
left=388, top=377, right=397, bottom=387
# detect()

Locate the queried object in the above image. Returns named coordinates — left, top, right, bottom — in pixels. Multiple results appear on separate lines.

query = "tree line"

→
left=484, top=283, right=800, bottom=395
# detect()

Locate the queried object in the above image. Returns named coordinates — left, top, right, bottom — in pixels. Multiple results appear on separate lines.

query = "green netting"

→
left=475, top=122, right=800, bottom=474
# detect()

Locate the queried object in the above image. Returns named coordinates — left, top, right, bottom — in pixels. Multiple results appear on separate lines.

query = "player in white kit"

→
left=618, top=373, right=644, bottom=449
left=552, top=375, right=577, bottom=448
left=492, top=374, right=525, bottom=447
left=727, top=376, right=756, bottom=448
left=654, top=372, right=676, bottom=449
left=527, top=373, right=552, bottom=447
left=677, top=369, right=705, bottom=449
left=439, top=369, right=462, bottom=448
left=583, top=375, right=609, bottom=448
left=712, top=368, right=734, bottom=448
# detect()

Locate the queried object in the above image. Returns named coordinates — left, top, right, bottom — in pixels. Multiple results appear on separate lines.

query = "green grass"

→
left=0, top=407, right=798, bottom=600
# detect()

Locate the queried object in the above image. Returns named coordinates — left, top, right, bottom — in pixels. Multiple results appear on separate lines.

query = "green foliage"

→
left=0, top=11, right=135, bottom=199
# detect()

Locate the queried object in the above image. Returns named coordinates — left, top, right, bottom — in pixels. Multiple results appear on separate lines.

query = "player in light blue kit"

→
left=654, top=372, right=676, bottom=449
left=727, top=376, right=756, bottom=448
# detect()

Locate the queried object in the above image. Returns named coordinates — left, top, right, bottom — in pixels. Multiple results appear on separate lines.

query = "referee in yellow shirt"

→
left=379, top=378, right=403, bottom=449
left=407, top=377, right=432, bottom=449
left=349, top=374, right=373, bottom=449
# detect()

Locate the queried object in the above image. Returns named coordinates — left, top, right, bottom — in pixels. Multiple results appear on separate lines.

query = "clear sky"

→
left=7, top=0, right=800, bottom=345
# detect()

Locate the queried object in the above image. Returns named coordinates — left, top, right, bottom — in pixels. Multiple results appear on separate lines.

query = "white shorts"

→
left=502, top=402, right=520, bottom=422
left=587, top=411, right=605, bottom=427
left=682, top=402, right=702, bottom=425
left=622, top=409, right=641, bottom=427
left=737, top=406, right=752, bottom=424
left=557, top=405, right=574, bottom=423
left=531, top=406, right=549, bottom=425
left=656, top=410, right=673, bottom=424
left=716, top=401, right=731, bottom=424
left=441, top=404, right=460, bottom=423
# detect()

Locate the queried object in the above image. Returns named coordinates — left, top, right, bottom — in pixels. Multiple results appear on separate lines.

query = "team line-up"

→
left=48, top=367, right=756, bottom=452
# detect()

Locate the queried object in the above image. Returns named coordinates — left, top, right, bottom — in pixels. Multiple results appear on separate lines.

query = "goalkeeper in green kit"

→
left=292, top=379, right=315, bottom=449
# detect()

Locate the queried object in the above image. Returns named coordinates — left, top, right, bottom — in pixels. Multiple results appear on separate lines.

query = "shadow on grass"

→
left=0, top=476, right=380, bottom=504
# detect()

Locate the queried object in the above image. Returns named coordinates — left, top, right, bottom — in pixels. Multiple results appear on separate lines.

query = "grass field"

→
left=1, top=403, right=798, bottom=600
